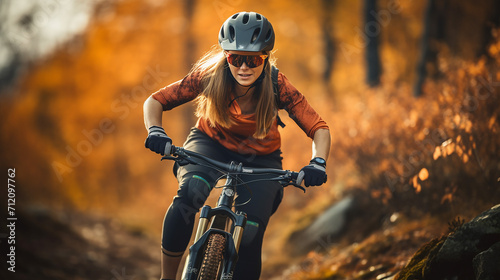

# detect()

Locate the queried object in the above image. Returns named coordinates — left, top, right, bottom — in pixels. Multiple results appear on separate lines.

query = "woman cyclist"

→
left=143, top=12, right=331, bottom=280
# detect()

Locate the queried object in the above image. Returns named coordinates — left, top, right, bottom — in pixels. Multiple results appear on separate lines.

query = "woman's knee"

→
left=172, top=173, right=213, bottom=215
left=239, top=216, right=266, bottom=249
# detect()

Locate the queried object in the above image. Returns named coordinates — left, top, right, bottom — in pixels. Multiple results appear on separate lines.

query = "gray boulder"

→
left=434, top=204, right=500, bottom=264
left=396, top=204, right=500, bottom=280
left=288, top=196, right=355, bottom=255
left=473, top=241, right=500, bottom=280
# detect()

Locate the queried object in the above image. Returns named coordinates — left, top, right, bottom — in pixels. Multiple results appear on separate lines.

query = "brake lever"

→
left=277, top=176, right=306, bottom=193
left=285, top=182, right=306, bottom=193
left=280, top=171, right=306, bottom=193
left=161, top=155, right=176, bottom=161
left=161, top=155, right=194, bottom=166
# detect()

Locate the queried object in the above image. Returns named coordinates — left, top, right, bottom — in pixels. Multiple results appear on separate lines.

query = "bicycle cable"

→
left=213, top=173, right=254, bottom=207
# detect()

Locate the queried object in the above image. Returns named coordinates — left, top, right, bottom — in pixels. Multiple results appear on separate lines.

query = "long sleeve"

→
left=151, top=71, right=203, bottom=111
left=277, top=73, right=329, bottom=139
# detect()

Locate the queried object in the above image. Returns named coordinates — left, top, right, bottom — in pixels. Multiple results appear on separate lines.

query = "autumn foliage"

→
left=275, top=29, right=500, bottom=279
left=335, top=44, right=500, bottom=215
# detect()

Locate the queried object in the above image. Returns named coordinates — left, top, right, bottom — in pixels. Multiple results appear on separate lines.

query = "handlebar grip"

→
left=296, top=171, right=304, bottom=186
left=164, top=142, right=173, bottom=156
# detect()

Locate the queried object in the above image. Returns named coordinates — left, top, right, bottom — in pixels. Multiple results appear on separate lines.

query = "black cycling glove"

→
left=297, top=157, right=327, bottom=187
left=145, top=126, right=172, bottom=156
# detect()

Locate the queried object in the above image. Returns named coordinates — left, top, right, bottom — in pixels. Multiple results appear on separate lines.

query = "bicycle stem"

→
left=217, top=176, right=236, bottom=208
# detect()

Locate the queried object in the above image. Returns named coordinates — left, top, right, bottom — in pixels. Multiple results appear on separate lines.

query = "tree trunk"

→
left=364, top=0, right=381, bottom=87
left=321, top=0, right=335, bottom=96
left=414, top=0, right=435, bottom=97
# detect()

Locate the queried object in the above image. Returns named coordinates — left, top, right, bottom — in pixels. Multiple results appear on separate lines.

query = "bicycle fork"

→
left=181, top=184, right=247, bottom=280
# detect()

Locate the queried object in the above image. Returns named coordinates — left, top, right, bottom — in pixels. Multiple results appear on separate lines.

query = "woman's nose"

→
left=240, top=62, right=250, bottom=69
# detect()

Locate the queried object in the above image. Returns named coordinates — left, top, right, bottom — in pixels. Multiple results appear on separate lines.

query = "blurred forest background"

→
left=0, top=0, right=499, bottom=279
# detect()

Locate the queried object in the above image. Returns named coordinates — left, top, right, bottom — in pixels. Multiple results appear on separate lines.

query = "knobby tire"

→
left=199, top=233, right=226, bottom=280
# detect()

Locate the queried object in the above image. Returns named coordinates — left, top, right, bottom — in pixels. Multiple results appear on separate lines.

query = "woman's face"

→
left=226, top=51, right=266, bottom=87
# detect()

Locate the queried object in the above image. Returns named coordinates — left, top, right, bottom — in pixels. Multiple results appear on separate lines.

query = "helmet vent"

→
left=232, top=13, right=239, bottom=19
left=220, top=27, right=225, bottom=39
left=229, top=25, right=235, bottom=40
left=251, top=28, right=261, bottom=43
left=256, top=14, right=262, bottom=20
left=265, top=29, right=272, bottom=41
left=242, top=13, right=249, bottom=24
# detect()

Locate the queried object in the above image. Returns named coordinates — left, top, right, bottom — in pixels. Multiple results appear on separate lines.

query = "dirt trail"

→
left=2, top=209, right=160, bottom=280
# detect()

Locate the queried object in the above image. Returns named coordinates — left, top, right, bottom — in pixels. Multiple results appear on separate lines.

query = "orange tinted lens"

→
left=227, top=54, right=266, bottom=68
left=245, top=55, right=265, bottom=67
left=227, top=54, right=244, bottom=67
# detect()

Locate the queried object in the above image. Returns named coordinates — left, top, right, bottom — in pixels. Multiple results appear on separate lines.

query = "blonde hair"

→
left=193, top=45, right=278, bottom=139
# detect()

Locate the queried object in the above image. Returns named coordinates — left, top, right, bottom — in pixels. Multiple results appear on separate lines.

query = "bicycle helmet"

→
left=219, top=12, right=275, bottom=52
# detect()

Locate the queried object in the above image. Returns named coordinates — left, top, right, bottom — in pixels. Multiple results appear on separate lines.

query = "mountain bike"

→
left=161, top=145, right=304, bottom=280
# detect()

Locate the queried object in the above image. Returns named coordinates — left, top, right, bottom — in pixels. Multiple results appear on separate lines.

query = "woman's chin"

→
left=236, top=77, right=256, bottom=87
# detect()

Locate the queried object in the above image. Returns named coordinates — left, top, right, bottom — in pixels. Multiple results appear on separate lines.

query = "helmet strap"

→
left=252, top=58, right=269, bottom=84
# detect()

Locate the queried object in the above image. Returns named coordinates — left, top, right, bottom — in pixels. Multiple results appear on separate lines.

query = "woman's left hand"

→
left=297, top=159, right=327, bottom=187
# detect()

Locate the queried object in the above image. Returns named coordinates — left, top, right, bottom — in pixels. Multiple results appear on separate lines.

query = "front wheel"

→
left=199, top=233, right=226, bottom=280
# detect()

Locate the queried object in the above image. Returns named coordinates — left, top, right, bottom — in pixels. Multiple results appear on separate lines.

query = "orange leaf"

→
left=489, top=116, right=496, bottom=129
left=462, top=154, right=469, bottom=163
left=418, top=168, right=429, bottom=181
left=454, top=114, right=461, bottom=126
left=464, top=120, right=473, bottom=133
left=433, top=147, right=442, bottom=160
left=415, top=182, right=422, bottom=193
left=456, top=145, right=463, bottom=157
left=412, top=176, right=421, bottom=193
left=441, top=193, right=453, bottom=204
left=446, top=142, right=456, bottom=156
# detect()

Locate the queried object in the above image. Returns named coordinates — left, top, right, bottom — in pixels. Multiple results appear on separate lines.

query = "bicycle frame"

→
left=182, top=174, right=246, bottom=279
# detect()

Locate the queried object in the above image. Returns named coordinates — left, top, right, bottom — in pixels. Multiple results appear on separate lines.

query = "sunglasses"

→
left=225, top=52, right=268, bottom=68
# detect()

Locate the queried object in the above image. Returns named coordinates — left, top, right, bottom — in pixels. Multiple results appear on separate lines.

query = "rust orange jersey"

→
left=151, top=71, right=329, bottom=155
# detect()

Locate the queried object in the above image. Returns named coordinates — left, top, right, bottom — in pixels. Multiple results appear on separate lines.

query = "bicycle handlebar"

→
left=161, top=145, right=305, bottom=191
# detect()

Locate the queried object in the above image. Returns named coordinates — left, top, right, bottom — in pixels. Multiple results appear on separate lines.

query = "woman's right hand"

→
left=145, top=126, right=172, bottom=156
